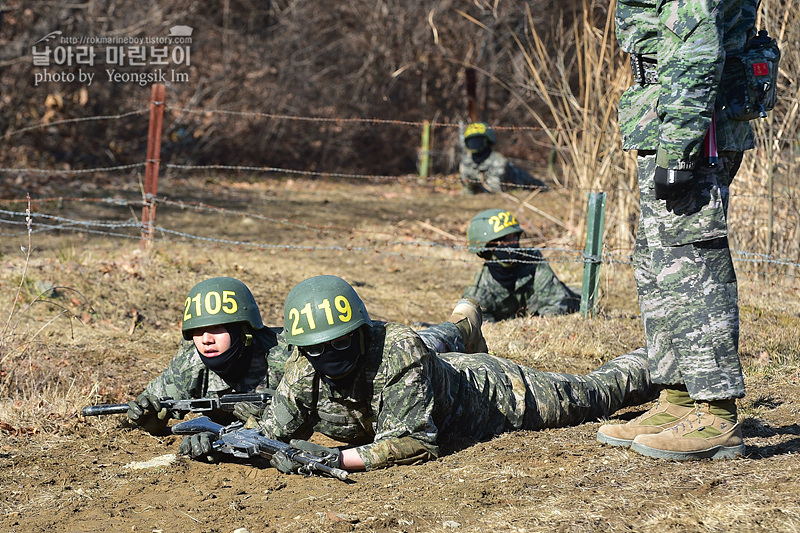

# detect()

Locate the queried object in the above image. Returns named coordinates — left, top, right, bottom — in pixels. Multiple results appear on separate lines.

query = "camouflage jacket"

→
left=261, top=322, right=652, bottom=470
left=616, top=0, right=757, bottom=163
left=462, top=251, right=579, bottom=321
left=143, top=327, right=289, bottom=401
left=459, top=150, right=536, bottom=193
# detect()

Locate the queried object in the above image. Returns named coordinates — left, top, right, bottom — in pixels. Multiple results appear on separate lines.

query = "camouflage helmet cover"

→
left=464, top=122, right=497, bottom=145
left=283, top=275, right=372, bottom=346
left=181, top=277, right=264, bottom=339
left=467, top=208, right=523, bottom=253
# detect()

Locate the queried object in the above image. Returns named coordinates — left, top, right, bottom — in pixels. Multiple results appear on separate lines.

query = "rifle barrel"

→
left=81, top=403, right=130, bottom=416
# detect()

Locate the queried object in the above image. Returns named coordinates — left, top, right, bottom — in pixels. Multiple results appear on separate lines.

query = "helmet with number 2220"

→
left=467, top=208, right=523, bottom=253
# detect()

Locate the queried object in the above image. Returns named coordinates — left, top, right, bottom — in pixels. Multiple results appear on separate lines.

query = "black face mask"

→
left=465, top=136, right=489, bottom=154
left=489, top=241, right=522, bottom=266
left=197, top=324, right=254, bottom=383
left=487, top=261, right=519, bottom=290
left=481, top=241, right=520, bottom=290
left=302, top=330, right=364, bottom=390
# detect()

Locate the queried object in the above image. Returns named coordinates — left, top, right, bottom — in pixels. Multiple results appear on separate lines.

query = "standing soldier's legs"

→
left=633, top=151, right=744, bottom=398
left=637, top=236, right=743, bottom=400
left=660, top=238, right=742, bottom=399
left=622, top=152, right=745, bottom=459
left=597, top=211, right=699, bottom=447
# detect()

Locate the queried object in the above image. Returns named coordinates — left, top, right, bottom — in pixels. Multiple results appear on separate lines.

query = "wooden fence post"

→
left=580, top=192, right=607, bottom=317
left=465, top=67, right=478, bottom=123
left=141, top=83, right=166, bottom=249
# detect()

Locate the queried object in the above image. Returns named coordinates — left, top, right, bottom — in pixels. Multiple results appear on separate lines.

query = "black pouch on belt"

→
left=719, top=29, right=781, bottom=121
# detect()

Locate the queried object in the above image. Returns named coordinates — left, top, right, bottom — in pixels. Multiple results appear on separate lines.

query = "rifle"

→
left=172, top=416, right=350, bottom=482
left=81, top=391, right=273, bottom=417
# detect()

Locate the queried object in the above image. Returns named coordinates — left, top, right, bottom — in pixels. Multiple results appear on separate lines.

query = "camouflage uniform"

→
left=415, top=321, right=466, bottom=354
left=616, top=0, right=757, bottom=399
left=143, top=327, right=289, bottom=401
left=142, top=324, right=463, bottom=400
left=262, top=321, right=652, bottom=470
left=459, top=150, right=540, bottom=194
left=462, top=250, right=579, bottom=321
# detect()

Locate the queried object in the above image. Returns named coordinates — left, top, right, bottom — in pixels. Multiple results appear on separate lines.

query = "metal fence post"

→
left=580, top=192, right=607, bottom=317
left=418, top=120, right=431, bottom=179
left=141, top=83, right=166, bottom=249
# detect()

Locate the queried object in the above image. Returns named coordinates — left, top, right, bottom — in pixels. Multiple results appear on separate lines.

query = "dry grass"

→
left=0, top=178, right=797, bottom=423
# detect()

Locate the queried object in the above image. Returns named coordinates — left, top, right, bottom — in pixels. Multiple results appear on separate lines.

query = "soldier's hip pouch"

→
left=719, top=29, right=781, bottom=121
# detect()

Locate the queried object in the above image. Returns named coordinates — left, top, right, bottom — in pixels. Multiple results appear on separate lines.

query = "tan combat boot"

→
left=631, top=401, right=745, bottom=460
left=597, top=388, right=694, bottom=447
left=448, top=298, right=488, bottom=353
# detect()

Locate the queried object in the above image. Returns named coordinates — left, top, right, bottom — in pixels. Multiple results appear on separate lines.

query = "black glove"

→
left=178, top=431, right=218, bottom=462
left=126, top=392, right=170, bottom=434
left=653, top=166, right=694, bottom=200
left=270, top=439, right=342, bottom=475
left=232, top=401, right=265, bottom=427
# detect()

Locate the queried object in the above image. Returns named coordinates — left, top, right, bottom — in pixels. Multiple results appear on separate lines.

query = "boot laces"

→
left=669, top=403, right=706, bottom=435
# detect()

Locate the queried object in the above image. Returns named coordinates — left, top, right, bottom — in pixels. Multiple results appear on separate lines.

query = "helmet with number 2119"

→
left=283, top=275, right=372, bottom=347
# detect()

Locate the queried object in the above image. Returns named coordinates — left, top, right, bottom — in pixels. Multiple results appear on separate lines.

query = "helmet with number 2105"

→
left=181, top=277, right=264, bottom=339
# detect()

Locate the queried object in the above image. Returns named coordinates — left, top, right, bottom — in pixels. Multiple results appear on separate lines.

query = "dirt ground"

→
left=1, top=176, right=799, bottom=533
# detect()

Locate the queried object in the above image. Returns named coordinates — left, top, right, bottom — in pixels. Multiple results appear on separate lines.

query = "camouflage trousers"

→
left=417, top=322, right=466, bottom=354
left=634, top=151, right=745, bottom=400
left=521, top=348, right=656, bottom=429
left=437, top=348, right=655, bottom=443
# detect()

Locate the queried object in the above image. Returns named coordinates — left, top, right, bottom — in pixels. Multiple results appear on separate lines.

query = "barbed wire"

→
left=0, top=106, right=797, bottom=283
left=166, top=106, right=450, bottom=128
left=0, top=201, right=798, bottom=279
left=163, top=163, right=406, bottom=182
left=163, top=106, right=800, bottom=146
left=0, top=159, right=791, bottom=201
left=7, top=105, right=800, bottom=145
left=1, top=108, right=149, bottom=139
left=0, top=163, right=146, bottom=175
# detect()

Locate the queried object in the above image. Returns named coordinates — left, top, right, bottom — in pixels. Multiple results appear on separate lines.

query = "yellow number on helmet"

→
left=465, top=122, right=487, bottom=137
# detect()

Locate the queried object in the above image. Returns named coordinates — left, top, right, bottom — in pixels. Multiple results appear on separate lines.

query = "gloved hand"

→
left=270, top=439, right=342, bottom=475
left=126, top=392, right=170, bottom=434
left=653, top=166, right=694, bottom=200
left=232, top=401, right=265, bottom=428
left=178, top=431, right=218, bottom=462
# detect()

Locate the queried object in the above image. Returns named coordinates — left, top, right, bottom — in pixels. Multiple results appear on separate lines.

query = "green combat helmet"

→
left=283, top=275, right=372, bottom=347
left=181, top=277, right=264, bottom=339
left=463, top=122, right=497, bottom=153
left=467, top=208, right=523, bottom=253
left=464, top=122, right=497, bottom=145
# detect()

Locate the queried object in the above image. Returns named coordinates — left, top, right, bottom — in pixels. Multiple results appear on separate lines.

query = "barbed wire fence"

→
left=2, top=87, right=799, bottom=293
